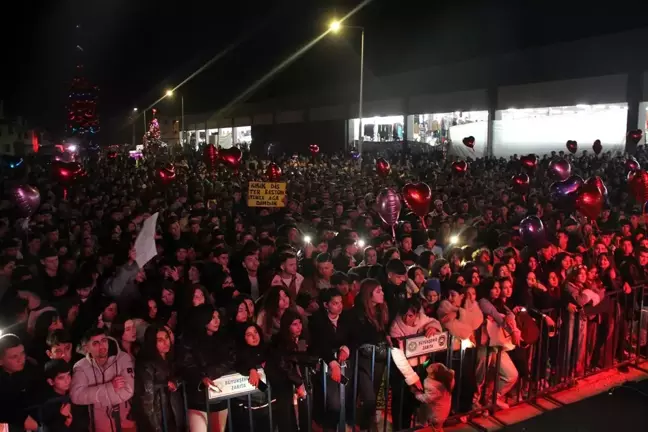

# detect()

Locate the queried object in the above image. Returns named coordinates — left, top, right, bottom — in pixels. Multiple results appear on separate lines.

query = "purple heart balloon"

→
left=377, top=187, right=402, bottom=230
left=10, top=184, right=40, bottom=218
left=550, top=175, right=583, bottom=208
left=519, top=215, right=546, bottom=247
left=548, top=158, right=572, bottom=181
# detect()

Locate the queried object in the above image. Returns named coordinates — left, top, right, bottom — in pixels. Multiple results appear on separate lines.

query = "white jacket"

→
left=70, top=337, right=135, bottom=432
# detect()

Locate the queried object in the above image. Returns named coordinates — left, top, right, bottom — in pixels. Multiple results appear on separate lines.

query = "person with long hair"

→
left=133, top=325, right=184, bottom=432
left=346, top=278, right=389, bottom=431
left=232, top=323, right=272, bottom=431
left=256, top=285, right=292, bottom=342
left=266, top=310, right=309, bottom=432
left=177, top=305, right=234, bottom=432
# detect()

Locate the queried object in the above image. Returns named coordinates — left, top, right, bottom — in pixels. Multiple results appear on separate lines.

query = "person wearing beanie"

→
left=422, top=278, right=442, bottom=318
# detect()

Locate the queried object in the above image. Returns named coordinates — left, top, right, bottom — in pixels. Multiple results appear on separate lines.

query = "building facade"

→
left=159, top=27, right=648, bottom=157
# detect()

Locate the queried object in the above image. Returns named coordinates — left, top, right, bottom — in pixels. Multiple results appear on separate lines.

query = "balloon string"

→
left=420, top=216, right=427, bottom=229
left=391, top=225, right=396, bottom=242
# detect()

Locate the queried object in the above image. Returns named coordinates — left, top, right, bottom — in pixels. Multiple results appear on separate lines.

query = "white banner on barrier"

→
left=208, top=369, right=266, bottom=401
left=403, top=332, right=449, bottom=358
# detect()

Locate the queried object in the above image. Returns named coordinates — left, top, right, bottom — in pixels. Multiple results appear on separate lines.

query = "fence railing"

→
left=27, top=285, right=648, bottom=432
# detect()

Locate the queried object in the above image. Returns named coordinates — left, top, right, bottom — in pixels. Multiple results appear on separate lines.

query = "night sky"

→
left=2, top=0, right=648, bottom=140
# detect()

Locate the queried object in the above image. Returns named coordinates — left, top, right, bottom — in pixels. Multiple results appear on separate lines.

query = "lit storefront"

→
left=181, top=126, right=252, bottom=149
left=492, top=103, right=627, bottom=157
left=411, top=111, right=488, bottom=151
left=349, top=115, right=405, bottom=142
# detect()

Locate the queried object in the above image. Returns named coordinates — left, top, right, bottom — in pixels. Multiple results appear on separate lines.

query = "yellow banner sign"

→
left=247, top=181, right=287, bottom=207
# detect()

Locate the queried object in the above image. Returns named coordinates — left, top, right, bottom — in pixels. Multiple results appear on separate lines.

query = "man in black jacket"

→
left=0, top=334, right=41, bottom=432
left=308, top=288, right=351, bottom=432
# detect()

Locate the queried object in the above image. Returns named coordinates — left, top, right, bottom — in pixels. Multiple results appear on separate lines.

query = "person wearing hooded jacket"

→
left=70, top=327, right=135, bottom=432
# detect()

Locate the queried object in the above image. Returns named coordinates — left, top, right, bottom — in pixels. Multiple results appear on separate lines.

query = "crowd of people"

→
left=0, top=142, right=646, bottom=432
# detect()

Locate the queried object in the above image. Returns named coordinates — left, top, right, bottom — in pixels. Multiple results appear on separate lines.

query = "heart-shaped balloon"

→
left=550, top=175, right=584, bottom=207
left=566, top=140, right=578, bottom=154
left=519, top=216, right=545, bottom=248
left=462, top=136, right=475, bottom=149
left=625, top=156, right=641, bottom=172
left=575, top=182, right=604, bottom=220
left=585, top=176, right=608, bottom=202
left=511, top=173, right=530, bottom=194
left=220, top=147, right=242, bottom=170
left=266, top=162, right=282, bottom=181
left=548, top=158, right=572, bottom=181
left=402, top=182, right=432, bottom=218
left=157, top=167, right=176, bottom=183
left=376, top=158, right=391, bottom=177
left=309, top=144, right=320, bottom=155
left=204, top=144, right=218, bottom=171
left=377, top=188, right=401, bottom=230
left=9, top=184, right=40, bottom=218
left=451, top=160, right=469, bottom=175
left=628, top=129, right=643, bottom=144
left=54, top=161, right=84, bottom=182
left=592, top=139, right=602, bottom=156
left=520, top=154, right=538, bottom=173
left=628, top=170, right=648, bottom=204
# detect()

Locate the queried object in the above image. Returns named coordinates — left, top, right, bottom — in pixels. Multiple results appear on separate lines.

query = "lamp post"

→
left=131, top=108, right=138, bottom=147
left=330, top=20, right=365, bottom=157
left=165, top=90, right=185, bottom=148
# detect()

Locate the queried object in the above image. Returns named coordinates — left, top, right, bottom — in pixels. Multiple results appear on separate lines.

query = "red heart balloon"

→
left=54, top=161, right=84, bottom=182
left=625, top=156, right=641, bottom=172
left=628, top=170, right=648, bottom=203
left=157, top=167, right=176, bottom=183
left=220, top=147, right=242, bottom=170
left=592, top=139, right=602, bottom=155
left=203, top=144, right=219, bottom=171
left=402, top=182, right=432, bottom=218
left=628, top=129, right=643, bottom=144
left=520, top=154, right=538, bottom=172
left=511, top=173, right=530, bottom=194
left=266, top=162, right=282, bottom=181
left=309, top=144, right=320, bottom=155
left=376, top=158, right=391, bottom=177
left=566, top=140, right=578, bottom=154
left=575, top=182, right=603, bottom=220
left=462, top=136, right=475, bottom=149
left=585, top=176, right=607, bottom=199
left=451, top=160, right=468, bottom=175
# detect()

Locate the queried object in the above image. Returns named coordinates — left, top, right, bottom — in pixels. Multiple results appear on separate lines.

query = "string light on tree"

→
left=66, top=25, right=99, bottom=138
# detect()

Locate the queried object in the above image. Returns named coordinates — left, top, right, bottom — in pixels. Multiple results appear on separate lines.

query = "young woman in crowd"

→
left=134, top=324, right=184, bottom=432
left=177, top=304, right=234, bottom=432
left=346, top=278, right=390, bottom=431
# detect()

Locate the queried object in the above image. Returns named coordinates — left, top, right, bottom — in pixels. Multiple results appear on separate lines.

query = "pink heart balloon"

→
left=377, top=188, right=401, bottom=232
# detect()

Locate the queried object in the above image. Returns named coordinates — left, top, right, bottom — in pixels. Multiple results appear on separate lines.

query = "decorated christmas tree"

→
left=143, top=108, right=166, bottom=148
left=66, top=63, right=100, bottom=137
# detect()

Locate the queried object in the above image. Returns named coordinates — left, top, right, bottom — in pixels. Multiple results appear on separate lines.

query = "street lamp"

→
left=133, top=107, right=138, bottom=112
left=165, top=89, right=184, bottom=148
left=329, top=19, right=365, bottom=157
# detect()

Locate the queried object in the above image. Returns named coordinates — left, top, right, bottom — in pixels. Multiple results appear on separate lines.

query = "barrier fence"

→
left=28, top=285, right=648, bottom=432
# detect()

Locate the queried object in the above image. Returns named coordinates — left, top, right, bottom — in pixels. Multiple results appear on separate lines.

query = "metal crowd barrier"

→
left=26, top=284, right=648, bottom=432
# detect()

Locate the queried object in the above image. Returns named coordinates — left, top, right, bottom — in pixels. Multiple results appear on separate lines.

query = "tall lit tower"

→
left=66, top=24, right=100, bottom=139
